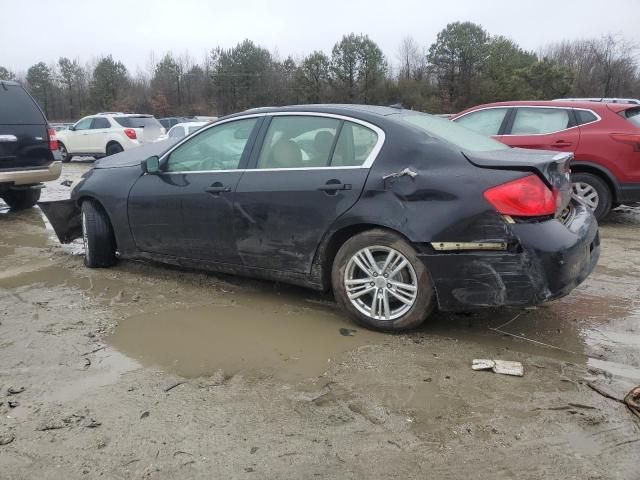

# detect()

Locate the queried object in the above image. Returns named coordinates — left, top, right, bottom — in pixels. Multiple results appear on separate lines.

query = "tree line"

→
left=1, top=21, right=638, bottom=121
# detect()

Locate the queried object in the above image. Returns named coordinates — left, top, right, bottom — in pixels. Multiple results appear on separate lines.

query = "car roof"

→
left=452, top=100, right=640, bottom=118
left=239, top=104, right=404, bottom=117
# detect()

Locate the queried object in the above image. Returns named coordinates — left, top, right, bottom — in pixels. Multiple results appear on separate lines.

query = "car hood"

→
left=94, top=139, right=178, bottom=169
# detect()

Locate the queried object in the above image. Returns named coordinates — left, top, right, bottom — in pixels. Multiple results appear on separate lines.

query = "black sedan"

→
left=40, top=105, right=600, bottom=331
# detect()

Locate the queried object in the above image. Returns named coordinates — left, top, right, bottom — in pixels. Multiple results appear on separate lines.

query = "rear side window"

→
left=511, top=108, right=571, bottom=134
left=621, top=107, right=640, bottom=127
left=397, top=112, right=509, bottom=152
left=257, top=116, right=341, bottom=169
left=113, top=116, right=162, bottom=129
left=454, top=108, right=509, bottom=136
left=574, top=110, right=598, bottom=125
left=332, top=122, right=378, bottom=166
left=0, top=84, right=45, bottom=124
left=91, top=117, right=111, bottom=129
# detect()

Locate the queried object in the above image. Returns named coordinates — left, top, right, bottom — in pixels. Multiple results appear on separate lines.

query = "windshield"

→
left=395, top=111, right=509, bottom=152
left=113, top=116, right=162, bottom=129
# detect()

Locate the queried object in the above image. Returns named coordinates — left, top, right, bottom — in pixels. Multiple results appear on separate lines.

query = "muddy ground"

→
left=1, top=162, right=639, bottom=479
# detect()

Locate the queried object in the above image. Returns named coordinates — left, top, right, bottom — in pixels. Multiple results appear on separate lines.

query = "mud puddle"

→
left=108, top=291, right=385, bottom=382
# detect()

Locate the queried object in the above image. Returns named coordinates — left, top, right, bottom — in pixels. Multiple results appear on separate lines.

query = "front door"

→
left=127, top=117, right=261, bottom=262
left=234, top=115, right=382, bottom=273
left=65, top=117, right=93, bottom=152
left=86, top=117, right=112, bottom=154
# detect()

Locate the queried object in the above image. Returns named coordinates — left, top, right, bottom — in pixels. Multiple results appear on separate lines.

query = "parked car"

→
left=157, top=117, right=201, bottom=130
left=39, top=105, right=599, bottom=332
left=554, top=98, right=640, bottom=105
left=451, top=100, right=640, bottom=219
left=0, top=80, right=61, bottom=210
left=56, top=114, right=164, bottom=162
left=49, top=123, right=74, bottom=132
left=154, top=121, right=207, bottom=142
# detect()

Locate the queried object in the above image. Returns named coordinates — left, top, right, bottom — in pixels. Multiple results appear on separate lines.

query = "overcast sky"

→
left=2, top=0, right=639, bottom=73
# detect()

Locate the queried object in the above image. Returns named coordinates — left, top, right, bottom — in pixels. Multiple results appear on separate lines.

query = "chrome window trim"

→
left=158, top=111, right=385, bottom=175
left=453, top=105, right=602, bottom=137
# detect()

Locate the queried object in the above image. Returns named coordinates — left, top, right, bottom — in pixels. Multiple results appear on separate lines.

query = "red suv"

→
left=451, top=100, right=640, bottom=219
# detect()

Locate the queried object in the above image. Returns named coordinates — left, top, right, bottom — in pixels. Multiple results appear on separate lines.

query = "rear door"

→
left=233, top=114, right=382, bottom=273
left=0, top=83, right=49, bottom=170
left=501, top=107, right=580, bottom=152
left=128, top=117, right=261, bottom=262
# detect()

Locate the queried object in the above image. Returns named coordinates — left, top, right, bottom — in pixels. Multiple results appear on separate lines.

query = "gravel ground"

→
left=0, top=162, right=639, bottom=479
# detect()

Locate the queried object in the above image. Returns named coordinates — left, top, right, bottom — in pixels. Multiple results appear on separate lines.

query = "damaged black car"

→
left=40, top=105, right=600, bottom=331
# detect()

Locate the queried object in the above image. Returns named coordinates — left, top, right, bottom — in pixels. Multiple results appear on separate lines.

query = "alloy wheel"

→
left=81, top=210, right=89, bottom=257
left=59, top=144, right=68, bottom=161
left=572, top=182, right=599, bottom=210
left=344, top=246, right=418, bottom=321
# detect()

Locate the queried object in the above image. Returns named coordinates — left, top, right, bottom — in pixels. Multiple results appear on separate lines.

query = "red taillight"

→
left=484, top=174, right=556, bottom=217
left=47, top=128, right=58, bottom=151
left=124, top=128, right=137, bottom=140
left=610, top=133, right=640, bottom=151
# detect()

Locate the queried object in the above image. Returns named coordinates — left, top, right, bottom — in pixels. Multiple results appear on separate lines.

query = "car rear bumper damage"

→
left=0, top=161, right=62, bottom=186
left=420, top=201, right=600, bottom=311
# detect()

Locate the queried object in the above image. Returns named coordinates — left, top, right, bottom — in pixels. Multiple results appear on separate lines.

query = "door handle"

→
left=554, top=140, right=572, bottom=147
left=317, top=183, right=351, bottom=191
left=205, top=184, right=231, bottom=194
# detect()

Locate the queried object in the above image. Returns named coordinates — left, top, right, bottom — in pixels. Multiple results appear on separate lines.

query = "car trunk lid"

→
left=463, top=148, right=573, bottom=217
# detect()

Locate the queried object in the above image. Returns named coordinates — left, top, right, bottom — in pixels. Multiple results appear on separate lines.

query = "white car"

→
left=57, top=113, right=165, bottom=162
left=154, top=121, right=208, bottom=142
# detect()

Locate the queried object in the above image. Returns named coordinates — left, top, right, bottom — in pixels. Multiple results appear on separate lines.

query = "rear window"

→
left=396, top=112, right=509, bottom=152
left=621, top=107, right=640, bottom=127
left=0, top=84, right=45, bottom=124
left=113, top=116, right=162, bottom=129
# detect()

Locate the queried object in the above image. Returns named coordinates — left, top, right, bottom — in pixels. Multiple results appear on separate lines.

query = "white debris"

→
left=472, top=359, right=524, bottom=377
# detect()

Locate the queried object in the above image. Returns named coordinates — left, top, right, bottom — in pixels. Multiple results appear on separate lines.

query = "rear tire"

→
left=81, top=200, right=117, bottom=268
left=571, top=172, right=612, bottom=220
left=332, top=229, right=435, bottom=332
left=58, top=142, right=73, bottom=163
left=2, top=188, right=41, bottom=210
left=105, top=142, right=124, bottom=156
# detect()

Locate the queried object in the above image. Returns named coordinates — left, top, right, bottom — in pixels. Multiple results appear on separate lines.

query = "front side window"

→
left=74, top=117, right=93, bottom=130
left=257, top=116, right=341, bottom=169
left=510, top=108, right=571, bottom=135
left=166, top=118, right=257, bottom=172
left=454, top=108, right=509, bottom=136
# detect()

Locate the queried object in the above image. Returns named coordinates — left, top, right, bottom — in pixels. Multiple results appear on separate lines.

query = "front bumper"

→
left=0, top=161, right=62, bottom=186
left=420, top=201, right=600, bottom=311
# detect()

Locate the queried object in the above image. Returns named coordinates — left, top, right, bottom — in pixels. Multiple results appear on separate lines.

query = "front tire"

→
left=332, top=229, right=435, bottom=332
left=81, top=200, right=117, bottom=268
left=571, top=172, right=612, bottom=220
left=2, top=188, right=41, bottom=210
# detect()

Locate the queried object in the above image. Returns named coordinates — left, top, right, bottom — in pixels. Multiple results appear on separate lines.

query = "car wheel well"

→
left=318, top=224, right=412, bottom=289
left=571, top=165, right=617, bottom=202
left=106, top=140, right=122, bottom=150
left=77, top=196, right=118, bottom=248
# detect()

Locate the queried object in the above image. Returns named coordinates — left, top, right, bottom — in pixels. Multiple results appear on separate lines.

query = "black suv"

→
left=0, top=80, right=61, bottom=210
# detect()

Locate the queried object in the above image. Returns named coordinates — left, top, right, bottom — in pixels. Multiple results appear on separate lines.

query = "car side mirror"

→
left=69, top=126, right=76, bottom=131
left=142, top=156, right=160, bottom=174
